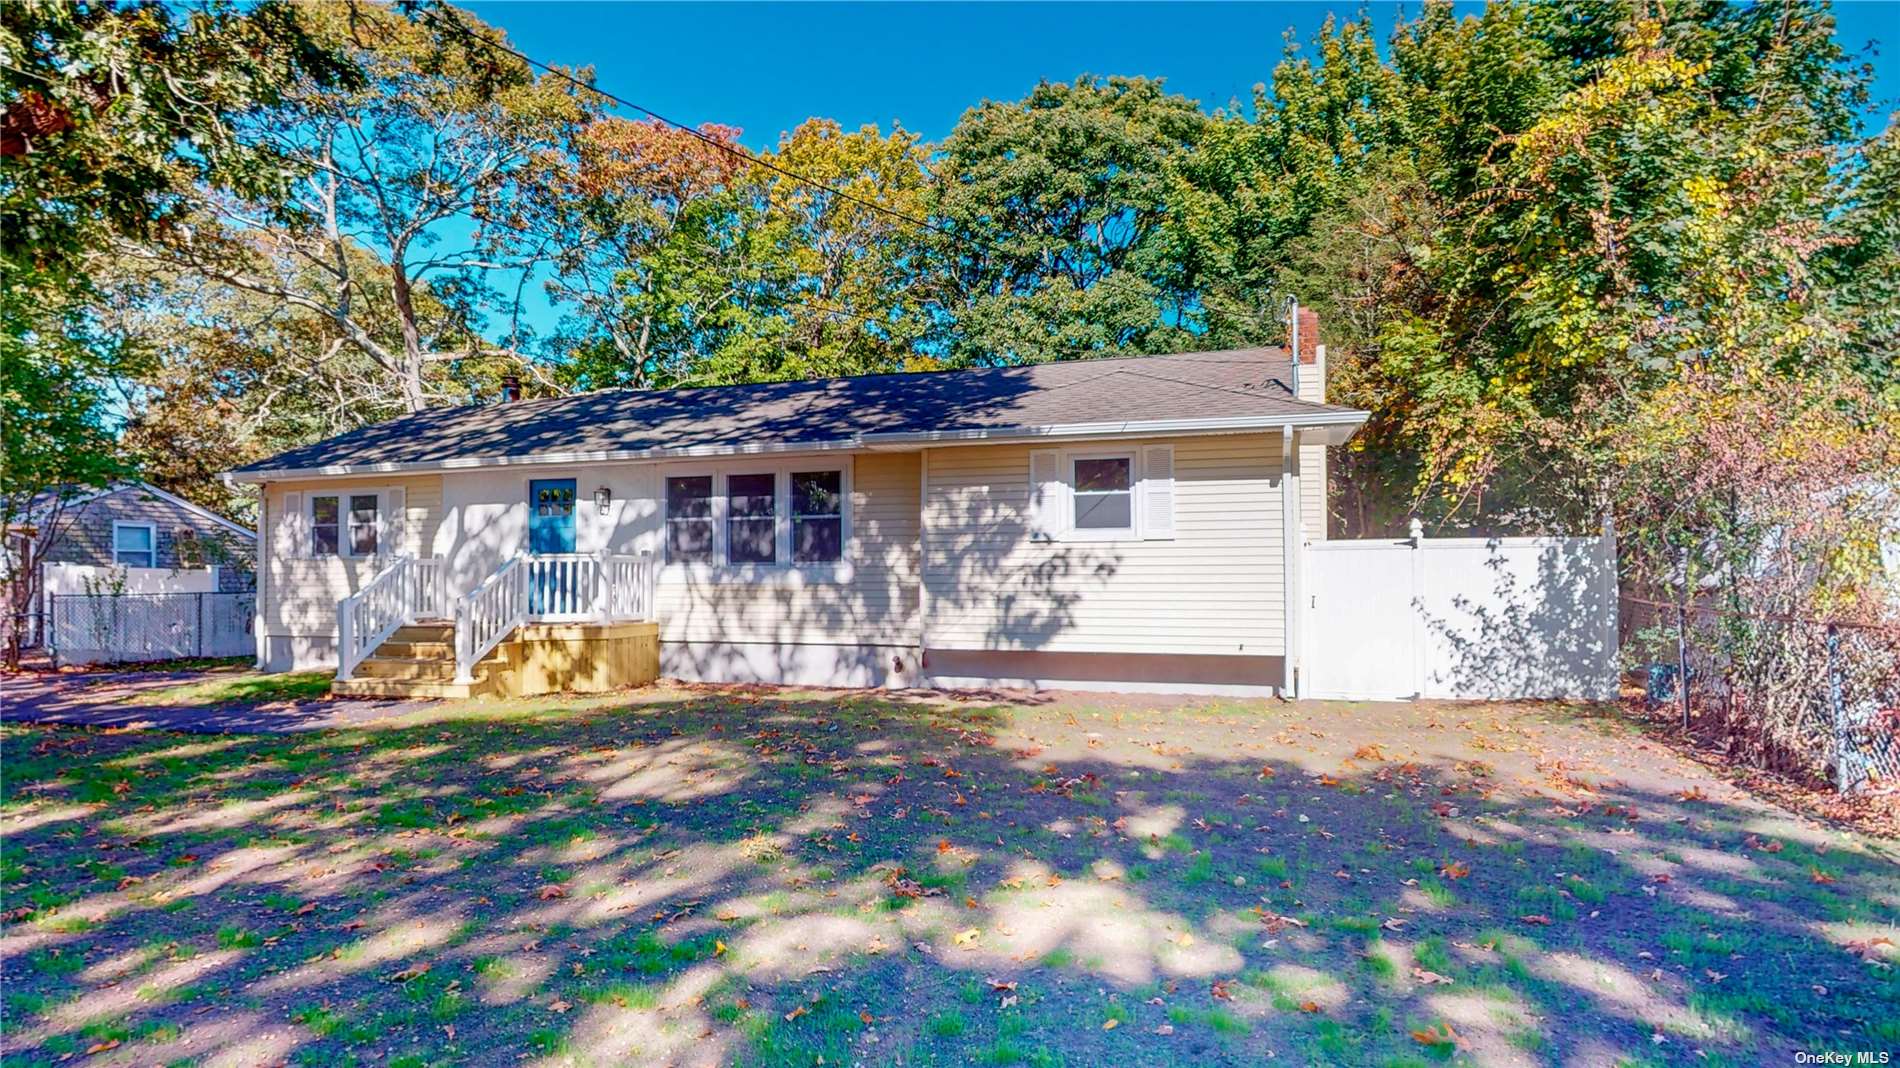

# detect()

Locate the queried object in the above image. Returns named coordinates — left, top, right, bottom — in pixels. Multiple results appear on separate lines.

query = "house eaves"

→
left=221, top=410, right=1369, bottom=484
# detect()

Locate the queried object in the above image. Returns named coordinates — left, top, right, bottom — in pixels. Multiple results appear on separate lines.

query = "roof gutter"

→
left=222, top=410, right=1370, bottom=484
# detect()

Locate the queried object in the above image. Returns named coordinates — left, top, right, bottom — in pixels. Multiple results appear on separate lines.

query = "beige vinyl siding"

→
left=1296, top=347, right=1328, bottom=542
left=922, top=434, right=1286, bottom=656
left=656, top=452, right=920, bottom=647
left=261, top=475, right=443, bottom=638
left=1299, top=439, right=1327, bottom=541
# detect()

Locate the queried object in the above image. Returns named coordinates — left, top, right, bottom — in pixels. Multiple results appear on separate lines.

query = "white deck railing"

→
left=337, top=556, right=444, bottom=682
left=604, top=554, right=656, bottom=622
left=452, top=551, right=656, bottom=683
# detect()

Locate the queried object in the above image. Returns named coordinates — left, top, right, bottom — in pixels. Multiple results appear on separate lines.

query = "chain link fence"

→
left=1620, top=595, right=1899, bottom=794
left=49, top=592, right=255, bottom=666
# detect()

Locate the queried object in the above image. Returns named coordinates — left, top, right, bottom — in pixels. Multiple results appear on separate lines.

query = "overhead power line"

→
left=410, top=2, right=1296, bottom=337
left=414, top=3, right=974, bottom=249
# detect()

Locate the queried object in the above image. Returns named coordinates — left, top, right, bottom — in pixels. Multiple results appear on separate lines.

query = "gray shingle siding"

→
left=39, top=487, right=255, bottom=590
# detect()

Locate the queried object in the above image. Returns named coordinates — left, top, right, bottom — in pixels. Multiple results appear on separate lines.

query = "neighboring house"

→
left=4, top=482, right=257, bottom=653
left=226, top=313, right=1367, bottom=697
left=13, top=482, right=256, bottom=591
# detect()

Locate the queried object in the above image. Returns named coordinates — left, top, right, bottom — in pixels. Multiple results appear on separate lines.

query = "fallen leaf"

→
left=860, top=1010, right=874, bottom=1025
left=1519, top=914, right=1553, bottom=926
left=1440, top=861, right=1470, bottom=880
left=85, top=1040, right=122, bottom=1054
left=538, top=884, right=569, bottom=900
left=1411, top=1023, right=1462, bottom=1049
left=953, top=927, right=982, bottom=947
left=1102, top=1018, right=1120, bottom=1030
left=714, top=940, right=727, bottom=956
left=1153, top=1024, right=1175, bottom=1035
left=1412, top=967, right=1454, bottom=985
left=1809, top=868, right=1837, bottom=885
left=549, top=999, right=571, bottom=1014
left=388, top=963, right=431, bottom=982
left=1299, top=1000, right=1321, bottom=1014
left=783, top=1005, right=807, bottom=1022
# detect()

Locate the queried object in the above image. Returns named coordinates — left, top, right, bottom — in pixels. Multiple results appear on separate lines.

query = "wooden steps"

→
left=331, top=620, right=504, bottom=699
left=330, top=618, right=662, bottom=700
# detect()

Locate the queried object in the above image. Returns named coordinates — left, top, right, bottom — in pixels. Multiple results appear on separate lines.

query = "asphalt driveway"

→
left=0, top=668, right=428, bottom=733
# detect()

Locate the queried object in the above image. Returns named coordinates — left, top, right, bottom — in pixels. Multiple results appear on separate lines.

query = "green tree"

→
left=1171, top=1, right=1892, bottom=534
left=2, top=0, right=352, bottom=665
left=704, top=119, right=935, bottom=383
left=927, top=76, right=1211, bottom=364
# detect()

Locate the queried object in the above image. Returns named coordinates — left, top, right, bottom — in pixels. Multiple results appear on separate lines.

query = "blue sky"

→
left=469, top=1, right=1899, bottom=150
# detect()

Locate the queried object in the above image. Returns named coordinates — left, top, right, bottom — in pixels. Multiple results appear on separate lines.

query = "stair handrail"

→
left=337, top=555, right=420, bottom=682
left=455, top=554, right=526, bottom=684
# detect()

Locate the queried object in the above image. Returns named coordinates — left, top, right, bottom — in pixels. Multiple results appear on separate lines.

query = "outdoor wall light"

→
left=594, top=486, right=612, bottom=514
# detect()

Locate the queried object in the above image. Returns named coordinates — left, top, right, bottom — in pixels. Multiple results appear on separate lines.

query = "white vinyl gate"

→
left=1303, top=534, right=1618, bottom=701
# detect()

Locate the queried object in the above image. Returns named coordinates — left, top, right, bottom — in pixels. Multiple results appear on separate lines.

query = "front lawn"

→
left=1, top=690, right=1894, bottom=1066
left=123, top=669, right=336, bottom=707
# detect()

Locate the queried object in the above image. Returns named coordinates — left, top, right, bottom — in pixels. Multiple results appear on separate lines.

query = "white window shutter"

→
left=1028, top=449, right=1065, bottom=542
left=279, top=492, right=303, bottom=558
left=1141, top=445, right=1175, bottom=540
left=383, top=487, right=406, bottom=556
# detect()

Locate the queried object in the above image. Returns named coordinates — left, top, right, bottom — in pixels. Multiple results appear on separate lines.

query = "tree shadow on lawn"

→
left=1, top=693, right=1896, bottom=1068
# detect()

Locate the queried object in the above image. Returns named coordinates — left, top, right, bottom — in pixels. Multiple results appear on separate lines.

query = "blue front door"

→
left=528, top=479, right=577, bottom=613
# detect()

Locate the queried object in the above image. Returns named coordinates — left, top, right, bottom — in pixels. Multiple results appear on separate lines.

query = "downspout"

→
left=1281, top=425, right=1302, bottom=699
left=916, top=448, right=931, bottom=688
left=254, top=484, right=268, bottom=671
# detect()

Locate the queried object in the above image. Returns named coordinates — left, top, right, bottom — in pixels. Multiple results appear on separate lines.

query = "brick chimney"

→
left=1293, top=308, right=1324, bottom=403
left=1296, top=308, right=1319, bottom=365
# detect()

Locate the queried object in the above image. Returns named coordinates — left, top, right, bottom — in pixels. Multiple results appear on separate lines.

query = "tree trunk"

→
left=387, top=261, right=430, bottom=412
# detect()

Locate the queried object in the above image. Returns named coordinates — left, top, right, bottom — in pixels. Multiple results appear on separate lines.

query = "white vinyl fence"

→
left=1304, top=532, right=1618, bottom=701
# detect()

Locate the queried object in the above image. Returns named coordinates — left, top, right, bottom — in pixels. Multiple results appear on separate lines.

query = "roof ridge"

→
left=475, top=346, right=1294, bottom=415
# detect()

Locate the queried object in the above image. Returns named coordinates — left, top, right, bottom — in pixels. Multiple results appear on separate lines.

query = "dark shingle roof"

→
left=231, top=347, right=1364, bottom=477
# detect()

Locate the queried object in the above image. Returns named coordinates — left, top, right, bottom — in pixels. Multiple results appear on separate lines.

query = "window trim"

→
left=1068, top=451, right=1138, bottom=538
left=307, top=489, right=389, bottom=559
left=723, top=469, right=781, bottom=566
left=346, top=491, right=382, bottom=558
left=659, top=459, right=852, bottom=579
left=111, top=521, right=157, bottom=568
left=1060, top=448, right=1142, bottom=542
left=790, top=468, right=846, bottom=565
left=662, top=470, right=719, bottom=566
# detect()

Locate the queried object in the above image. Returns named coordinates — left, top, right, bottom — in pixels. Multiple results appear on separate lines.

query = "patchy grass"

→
left=1, top=686, right=1895, bottom=1067
left=125, top=669, right=333, bottom=706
